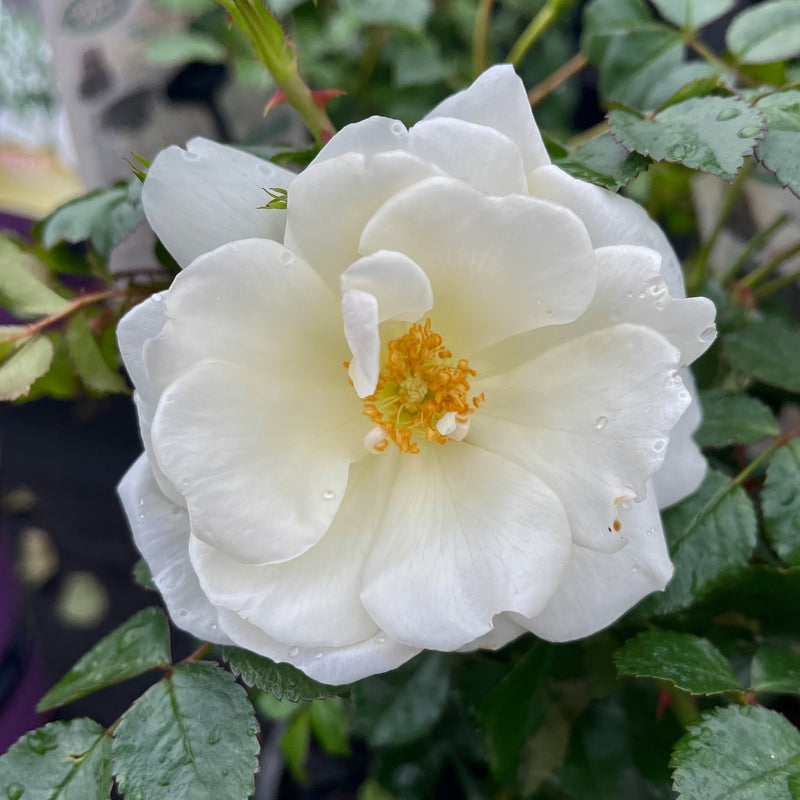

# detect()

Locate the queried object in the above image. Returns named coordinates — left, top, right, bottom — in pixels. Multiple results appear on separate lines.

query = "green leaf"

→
left=352, top=652, right=450, bottom=748
left=615, top=631, right=741, bottom=694
left=755, top=90, right=800, bottom=198
left=0, top=239, right=69, bottom=318
left=609, top=96, right=764, bottom=181
left=384, top=37, right=450, bottom=89
left=64, top=312, right=128, bottom=395
left=555, top=133, right=650, bottom=190
left=281, top=707, right=311, bottom=784
left=635, top=469, right=757, bottom=616
left=112, top=662, right=259, bottom=800
left=671, top=705, right=800, bottom=800
left=26, top=334, right=80, bottom=401
left=145, top=31, right=227, bottom=66
left=37, top=608, right=170, bottom=711
left=0, top=719, right=112, bottom=800
left=761, top=441, right=800, bottom=567
left=478, top=641, right=551, bottom=785
left=651, top=0, right=736, bottom=30
left=40, top=181, right=144, bottom=258
left=309, top=698, right=351, bottom=757
left=339, top=0, right=433, bottom=30
left=723, top=318, right=800, bottom=392
left=726, top=0, right=800, bottom=64
left=695, top=389, right=779, bottom=447
left=0, top=333, right=54, bottom=402
left=132, top=558, right=156, bottom=590
left=151, top=0, right=216, bottom=12
left=750, top=648, right=800, bottom=694
left=222, top=646, right=348, bottom=701
left=654, top=69, right=723, bottom=111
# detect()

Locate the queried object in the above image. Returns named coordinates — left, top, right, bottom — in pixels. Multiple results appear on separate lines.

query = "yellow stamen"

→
left=357, top=319, right=481, bottom=454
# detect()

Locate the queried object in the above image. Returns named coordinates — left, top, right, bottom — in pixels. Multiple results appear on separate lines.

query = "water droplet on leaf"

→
left=716, top=106, right=741, bottom=121
left=737, top=126, right=761, bottom=138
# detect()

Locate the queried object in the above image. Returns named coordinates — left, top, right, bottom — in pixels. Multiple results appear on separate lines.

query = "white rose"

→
left=117, top=66, right=716, bottom=684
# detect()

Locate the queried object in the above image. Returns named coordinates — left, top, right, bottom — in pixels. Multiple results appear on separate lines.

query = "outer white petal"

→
left=151, top=360, right=365, bottom=566
left=360, top=443, right=572, bottom=651
left=520, top=486, right=673, bottom=641
left=457, top=614, right=527, bottom=652
left=469, top=324, right=688, bottom=553
left=474, top=245, right=716, bottom=378
left=528, top=164, right=688, bottom=299
left=652, top=368, right=707, bottom=508
left=310, top=114, right=527, bottom=196
left=117, top=291, right=168, bottom=410
left=425, top=64, right=551, bottom=174
left=117, top=454, right=230, bottom=645
left=189, top=454, right=396, bottom=649
left=216, top=610, right=420, bottom=685
left=340, top=250, right=433, bottom=323
left=359, top=177, right=597, bottom=356
left=342, top=289, right=381, bottom=397
left=284, top=150, right=441, bottom=288
left=142, top=138, right=294, bottom=268
left=142, top=239, right=348, bottom=398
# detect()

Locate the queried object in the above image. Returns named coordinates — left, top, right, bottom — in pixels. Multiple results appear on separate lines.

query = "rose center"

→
left=360, top=319, right=484, bottom=454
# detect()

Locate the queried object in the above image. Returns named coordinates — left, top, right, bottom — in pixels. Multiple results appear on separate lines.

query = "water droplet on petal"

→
left=620, top=500, right=632, bottom=511
left=653, top=439, right=667, bottom=452
left=631, top=564, right=640, bottom=573
left=637, top=291, right=646, bottom=300
left=646, top=527, right=656, bottom=536
left=151, top=294, right=163, bottom=303
left=699, top=325, right=716, bottom=343
left=288, top=646, right=300, bottom=657
left=322, top=489, right=336, bottom=501
left=391, top=121, right=405, bottom=136
left=280, top=250, right=293, bottom=265
left=625, top=291, right=634, bottom=299
left=210, top=623, right=217, bottom=631
left=594, top=416, right=608, bottom=430
left=314, top=651, right=323, bottom=659
left=184, top=151, right=200, bottom=161
left=178, top=608, right=189, bottom=618
left=377, top=635, right=387, bottom=644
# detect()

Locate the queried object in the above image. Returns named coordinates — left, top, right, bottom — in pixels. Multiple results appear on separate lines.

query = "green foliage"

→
left=145, top=31, right=227, bottom=65
left=555, top=133, right=650, bottom=190
left=725, top=0, right=800, bottom=65
left=761, top=441, right=800, bottom=566
left=722, top=318, right=800, bottom=392
left=609, top=97, right=764, bottom=181
left=65, top=312, right=128, bottom=395
left=671, top=705, right=800, bottom=800
left=615, top=631, right=741, bottom=694
left=132, top=559, right=156, bottom=591
left=650, top=0, right=736, bottom=30
left=112, top=663, right=260, bottom=800
left=222, top=645, right=348, bottom=700
left=0, top=239, right=70, bottom=319
left=0, top=719, right=112, bottom=800
left=755, top=90, right=800, bottom=197
left=38, top=180, right=144, bottom=258
left=37, top=608, right=171, bottom=711
left=351, top=652, right=450, bottom=747
left=695, top=389, right=779, bottom=447
left=750, top=648, right=800, bottom=694
left=339, top=0, right=433, bottom=31
left=0, top=332, right=54, bottom=402
left=637, top=469, right=758, bottom=616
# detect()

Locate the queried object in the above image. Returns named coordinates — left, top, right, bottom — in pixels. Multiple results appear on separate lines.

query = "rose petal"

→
left=359, top=177, right=597, bottom=356
left=216, top=610, right=420, bottom=684
left=520, top=486, right=673, bottom=640
left=142, top=138, right=294, bottom=268
left=342, top=289, right=380, bottom=397
left=189, top=454, right=396, bottom=648
left=117, top=454, right=230, bottom=644
left=528, top=164, right=687, bottom=299
left=360, top=443, right=571, bottom=650
left=469, top=324, right=688, bottom=553
left=426, top=64, right=551, bottom=175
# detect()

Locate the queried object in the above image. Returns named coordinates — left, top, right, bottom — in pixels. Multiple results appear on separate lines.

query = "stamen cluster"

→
left=361, top=319, right=483, bottom=453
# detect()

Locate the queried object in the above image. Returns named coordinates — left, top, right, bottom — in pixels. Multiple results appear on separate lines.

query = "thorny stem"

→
left=718, top=213, right=790, bottom=286
left=568, top=119, right=609, bottom=148
left=656, top=680, right=700, bottom=727
left=472, top=0, right=496, bottom=78
left=0, top=288, right=132, bottom=345
left=507, top=0, right=573, bottom=68
left=754, top=265, right=800, bottom=300
left=732, top=425, right=800, bottom=488
left=183, top=642, right=213, bottom=663
left=740, top=242, right=800, bottom=289
left=528, top=52, right=588, bottom=106
left=689, top=160, right=753, bottom=292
